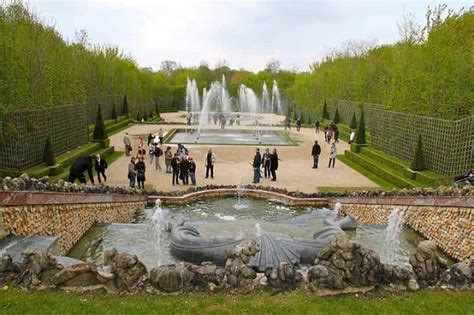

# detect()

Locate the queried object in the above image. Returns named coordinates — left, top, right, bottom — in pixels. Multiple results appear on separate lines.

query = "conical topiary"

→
left=410, top=134, right=425, bottom=171
left=144, top=111, right=148, bottom=121
left=350, top=112, right=357, bottom=129
left=355, top=109, right=366, bottom=145
left=111, top=103, right=118, bottom=121
left=333, top=108, right=340, bottom=124
left=322, top=100, right=330, bottom=119
left=93, top=104, right=108, bottom=140
left=42, top=136, right=55, bottom=166
left=122, top=95, right=129, bottom=116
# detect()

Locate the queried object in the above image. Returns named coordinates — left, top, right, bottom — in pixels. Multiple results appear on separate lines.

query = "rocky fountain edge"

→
left=1, top=173, right=472, bottom=198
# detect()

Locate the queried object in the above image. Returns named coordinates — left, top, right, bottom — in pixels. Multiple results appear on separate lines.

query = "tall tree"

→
left=410, top=134, right=425, bottom=171
left=42, top=136, right=56, bottom=166
left=350, top=112, right=357, bottom=129
left=93, top=105, right=108, bottom=140
left=355, top=110, right=366, bottom=144
left=333, top=108, right=340, bottom=124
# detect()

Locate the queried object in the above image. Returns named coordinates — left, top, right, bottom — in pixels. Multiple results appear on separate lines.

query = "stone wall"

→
left=338, top=203, right=473, bottom=262
left=0, top=192, right=147, bottom=254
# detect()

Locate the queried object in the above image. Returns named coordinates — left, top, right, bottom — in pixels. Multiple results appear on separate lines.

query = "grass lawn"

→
left=0, top=289, right=473, bottom=315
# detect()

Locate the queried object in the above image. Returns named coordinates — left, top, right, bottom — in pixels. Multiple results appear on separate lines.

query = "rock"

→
left=265, top=262, right=302, bottom=294
left=224, top=239, right=260, bottom=292
left=0, top=254, right=21, bottom=283
left=102, top=249, right=147, bottom=292
left=17, top=251, right=63, bottom=289
left=440, top=262, right=472, bottom=288
left=409, top=241, right=446, bottom=288
left=189, top=262, right=225, bottom=291
left=408, top=278, right=420, bottom=291
left=149, top=263, right=194, bottom=293
left=45, top=264, right=99, bottom=288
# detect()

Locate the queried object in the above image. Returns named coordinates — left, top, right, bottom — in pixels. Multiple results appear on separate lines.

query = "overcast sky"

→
left=27, top=0, right=470, bottom=72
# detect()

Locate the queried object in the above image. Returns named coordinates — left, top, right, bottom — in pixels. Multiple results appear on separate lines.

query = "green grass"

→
left=338, top=155, right=396, bottom=190
left=0, top=289, right=473, bottom=314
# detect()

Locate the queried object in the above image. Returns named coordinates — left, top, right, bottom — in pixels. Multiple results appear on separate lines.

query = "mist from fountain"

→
left=197, top=75, right=231, bottom=134
left=150, top=199, right=167, bottom=266
left=239, top=84, right=260, bottom=119
left=382, top=208, right=406, bottom=265
left=271, top=80, right=282, bottom=114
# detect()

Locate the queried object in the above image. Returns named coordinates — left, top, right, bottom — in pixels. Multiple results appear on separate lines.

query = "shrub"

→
left=410, top=134, right=425, bottom=171
left=122, top=95, right=129, bottom=116
left=322, top=100, right=330, bottom=119
left=42, top=136, right=55, bottom=166
left=350, top=112, right=357, bottom=129
left=355, top=109, right=366, bottom=144
left=111, top=103, right=118, bottom=121
left=93, top=104, right=108, bottom=140
left=333, top=108, right=340, bottom=124
left=144, top=111, right=148, bottom=121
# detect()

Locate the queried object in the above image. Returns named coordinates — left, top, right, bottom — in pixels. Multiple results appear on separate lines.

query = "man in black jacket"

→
left=68, top=155, right=96, bottom=184
left=95, top=154, right=108, bottom=183
left=270, top=148, right=279, bottom=181
left=311, top=140, right=321, bottom=169
left=252, top=148, right=262, bottom=183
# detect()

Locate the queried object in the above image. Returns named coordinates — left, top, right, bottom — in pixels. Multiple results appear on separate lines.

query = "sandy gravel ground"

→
left=105, top=112, right=378, bottom=193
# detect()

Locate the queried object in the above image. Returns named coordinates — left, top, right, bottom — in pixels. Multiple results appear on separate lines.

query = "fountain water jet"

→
left=271, top=80, right=282, bottom=114
left=382, top=208, right=406, bottom=265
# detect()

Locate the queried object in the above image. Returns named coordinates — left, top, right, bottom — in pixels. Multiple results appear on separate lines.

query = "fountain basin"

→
left=68, top=197, right=431, bottom=270
left=165, top=128, right=294, bottom=146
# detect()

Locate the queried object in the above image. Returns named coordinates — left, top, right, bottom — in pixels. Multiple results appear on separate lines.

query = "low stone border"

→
left=148, top=189, right=329, bottom=206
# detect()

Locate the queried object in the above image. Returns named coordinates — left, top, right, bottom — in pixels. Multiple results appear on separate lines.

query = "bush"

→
left=355, top=109, right=366, bottom=144
left=122, top=95, right=129, bottom=116
left=42, top=136, right=55, bottom=166
left=410, top=134, right=425, bottom=171
left=111, top=103, right=118, bottom=121
left=93, top=104, right=108, bottom=140
left=144, top=111, right=148, bottom=121
left=322, top=100, right=330, bottom=119
left=333, top=108, right=340, bottom=124
left=350, top=112, right=357, bottom=129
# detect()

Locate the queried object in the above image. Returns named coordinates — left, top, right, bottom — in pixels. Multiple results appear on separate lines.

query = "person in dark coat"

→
left=189, top=157, right=197, bottom=185
left=135, top=156, right=146, bottom=189
left=252, top=148, right=262, bottom=183
left=334, top=125, right=339, bottom=143
left=68, top=155, right=96, bottom=184
left=171, top=153, right=180, bottom=185
left=180, top=156, right=190, bottom=185
left=262, top=148, right=271, bottom=178
left=315, top=120, right=320, bottom=133
left=95, top=154, right=108, bottom=183
left=311, top=141, right=321, bottom=169
left=147, top=133, right=155, bottom=146
left=270, top=148, right=280, bottom=181
left=296, top=119, right=302, bottom=132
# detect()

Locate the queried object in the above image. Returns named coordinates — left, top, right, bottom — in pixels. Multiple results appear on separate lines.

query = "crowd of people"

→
left=68, top=119, right=342, bottom=187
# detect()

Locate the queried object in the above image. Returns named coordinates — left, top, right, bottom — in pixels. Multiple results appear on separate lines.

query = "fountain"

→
left=382, top=208, right=407, bottom=265
left=262, top=82, right=270, bottom=113
left=239, top=84, right=260, bottom=121
left=271, top=80, right=282, bottom=114
left=185, top=78, right=200, bottom=114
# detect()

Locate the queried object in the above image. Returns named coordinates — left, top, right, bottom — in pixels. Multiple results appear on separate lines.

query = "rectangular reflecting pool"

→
left=165, top=129, right=294, bottom=146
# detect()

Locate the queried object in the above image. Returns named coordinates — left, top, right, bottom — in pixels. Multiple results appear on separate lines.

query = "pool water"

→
left=166, top=129, right=292, bottom=145
left=68, top=197, right=427, bottom=270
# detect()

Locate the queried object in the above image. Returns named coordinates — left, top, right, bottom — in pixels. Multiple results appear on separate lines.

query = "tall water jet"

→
left=271, top=80, right=282, bottom=114
left=382, top=208, right=406, bottom=265
left=150, top=199, right=167, bottom=266
left=333, top=202, right=342, bottom=220
left=239, top=84, right=260, bottom=119
left=185, top=78, right=200, bottom=114
left=262, top=82, right=270, bottom=113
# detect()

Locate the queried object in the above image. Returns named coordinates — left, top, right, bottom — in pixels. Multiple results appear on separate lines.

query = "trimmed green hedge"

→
left=344, top=150, right=416, bottom=188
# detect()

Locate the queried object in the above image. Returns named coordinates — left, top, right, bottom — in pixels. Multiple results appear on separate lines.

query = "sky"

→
left=26, top=0, right=471, bottom=72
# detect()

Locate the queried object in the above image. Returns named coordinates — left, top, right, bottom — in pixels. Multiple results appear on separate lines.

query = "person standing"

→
left=180, top=156, right=190, bottom=185
left=334, top=125, right=339, bottom=143
left=135, top=156, right=146, bottom=189
left=158, top=128, right=164, bottom=145
left=328, top=142, right=337, bottom=168
left=68, top=155, right=96, bottom=184
left=315, top=120, right=320, bottom=133
left=148, top=141, right=156, bottom=166
left=262, top=148, right=271, bottom=178
left=128, top=157, right=137, bottom=188
left=123, top=132, right=132, bottom=156
left=311, top=141, right=321, bottom=169
left=154, top=141, right=163, bottom=171
left=252, top=148, right=262, bottom=184
left=270, top=148, right=279, bottom=181
left=147, top=133, right=155, bottom=146
left=171, top=153, right=180, bottom=185
left=296, top=119, right=302, bottom=132
left=95, top=154, right=108, bottom=183
left=164, top=146, right=173, bottom=173
left=189, top=157, right=197, bottom=185
left=205, top=148, right=216, bottom=179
